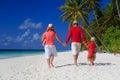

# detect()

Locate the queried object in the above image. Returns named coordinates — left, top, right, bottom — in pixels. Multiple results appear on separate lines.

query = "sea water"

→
left=0, top=50, right=45, bottom=59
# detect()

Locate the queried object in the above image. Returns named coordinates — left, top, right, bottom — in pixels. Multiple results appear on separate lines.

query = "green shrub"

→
left=101, top=26, right=120, bottom=53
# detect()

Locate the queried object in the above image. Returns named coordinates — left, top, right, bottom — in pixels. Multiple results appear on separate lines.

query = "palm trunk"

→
left=93, top=6, right=110, bottom=53
left=82, top=27, right=99, bottom=48
left=116, top=0, right=120, bottom=18
left=81, top=16, right=110, bottom=53
left=93, top=6, right=99, bottom=27
left=86, top=24, right=110, bottom=53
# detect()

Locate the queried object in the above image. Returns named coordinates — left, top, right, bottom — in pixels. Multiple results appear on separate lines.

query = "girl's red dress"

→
left=87, top=41, right=96, bottom=61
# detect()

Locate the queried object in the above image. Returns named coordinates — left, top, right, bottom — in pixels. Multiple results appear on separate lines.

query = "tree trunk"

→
left=92, top=6, right=100, bottom=27
left=86, top=24, right=110, bottom=53
left=82, top=27, right=99, bottom=48
left=82, top=15, right=110, bottom=53
left=116, top=0, right=120, bottom=18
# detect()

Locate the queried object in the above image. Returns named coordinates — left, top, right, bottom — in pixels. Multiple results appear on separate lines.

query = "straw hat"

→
left=91, top=37, right=95, bottom=41
left=73, top=20, right=78, bottom=25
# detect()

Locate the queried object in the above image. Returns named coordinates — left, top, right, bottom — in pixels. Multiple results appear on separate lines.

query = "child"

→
left=87, top=37, right=96, bottom=66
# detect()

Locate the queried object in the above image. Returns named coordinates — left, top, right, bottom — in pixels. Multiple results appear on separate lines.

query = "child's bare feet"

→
left=92, top=62, right=94, bottom=65
left=89, top=63, right=92, bottom=66
left=89, top=62, right=94, bottom=66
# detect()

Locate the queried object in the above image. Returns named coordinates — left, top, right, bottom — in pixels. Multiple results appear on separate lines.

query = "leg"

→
left=90, top=60, right=94, bottom=66
left=44, top=45, right=51, bottom=68
left=73, top=54, right=79, bottom=66
left=91, top=56, right=94, bottom=65
left=71, top=42, right=81, bottom=66
left=89, top=56, right=94, bottom=66
left=46, top=58, right=51, bottom=68
left=50, top=55, right=54, bottom=67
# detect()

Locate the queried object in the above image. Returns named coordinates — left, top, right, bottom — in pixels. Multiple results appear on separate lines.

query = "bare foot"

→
left=89, top=63, right=92, bottom=66
left=74, top=63, right=79, bottom=67
left=48, top=65, right=51, bottom=69
left=51, top=63, right=54, bottom=67
left=92, top=62, right=94, bottom=65
left=89, top=62, right=94, bottom=66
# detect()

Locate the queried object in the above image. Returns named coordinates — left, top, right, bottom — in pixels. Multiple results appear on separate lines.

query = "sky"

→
left=0, top=0, right=111, bottom=50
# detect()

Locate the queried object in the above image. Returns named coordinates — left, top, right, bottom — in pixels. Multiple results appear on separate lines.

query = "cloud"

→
left=5, top=37, right=12, bottom=42
left=3, top=43, right=9, bottom=46
left=0, top=18, right=43, bottom=49
left=0, top=36, right=12, bottom=46
left=16, top=29, right=30, bottom=42
left=33, top=33, right=40, bottom=40
left=19, top=18, right=42, bottom=29
left=30, top=33, right=41, bottom=42
left=4, top=37, right=13, bottom=45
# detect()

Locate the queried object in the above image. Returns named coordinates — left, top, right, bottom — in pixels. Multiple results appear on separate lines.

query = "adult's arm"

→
left=55, top=33, right=63, bottom=44
left=65, top=29, right=72, bottom=44
left=80, top=28, right=87, bottom=44
left=41, top=33, right=45, bottom=42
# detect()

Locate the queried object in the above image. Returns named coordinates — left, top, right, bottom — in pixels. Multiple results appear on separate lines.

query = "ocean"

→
left=0, top=50, right=45, bottom=59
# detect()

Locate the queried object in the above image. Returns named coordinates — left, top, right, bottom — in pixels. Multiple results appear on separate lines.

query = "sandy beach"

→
left=0, top=51, right=120, bottom=80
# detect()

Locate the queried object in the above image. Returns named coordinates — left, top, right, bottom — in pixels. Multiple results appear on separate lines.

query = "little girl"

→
left=87, top=37, right=96, bottom=66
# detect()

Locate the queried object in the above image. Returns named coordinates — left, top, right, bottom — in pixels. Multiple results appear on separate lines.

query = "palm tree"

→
left=59, top=0, right=111, bottom=52
left=96, top=3, right=120, bottom=33
left=113, top=0, right=120, bottom=18
left=60, top=0, right=102, bottom=49
left=83, top=0, right=102, bottom=27
left=90, top=2, right=120, bottom=52
left=59, top=0, right=88, bottom=28
left=59, top=0, right=96, bottom=49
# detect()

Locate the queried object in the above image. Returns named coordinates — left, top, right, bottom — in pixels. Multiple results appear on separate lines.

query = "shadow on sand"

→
left=55, top=64, right=74, bottom=68
left=80, top=62, right=113, bottom=66
left=55, top=62, right=114, bottom=68
left=94, top=62, right=113, bottom=66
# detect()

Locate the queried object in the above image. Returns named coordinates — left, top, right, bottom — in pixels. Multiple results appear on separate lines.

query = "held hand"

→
left=84, top=43, right=88, bottom=48
left=63, top=42, right=67, bottom=46
left=61, top=42, right=64, bottom=46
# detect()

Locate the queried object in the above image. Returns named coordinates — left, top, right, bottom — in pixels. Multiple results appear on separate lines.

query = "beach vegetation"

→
left=59, top=0, right=120, bottom=53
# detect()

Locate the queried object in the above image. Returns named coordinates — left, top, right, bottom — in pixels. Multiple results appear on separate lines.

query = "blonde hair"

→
left=46, top=24, right=55, bottom=32
left=91, top=37, right=95, bottom=41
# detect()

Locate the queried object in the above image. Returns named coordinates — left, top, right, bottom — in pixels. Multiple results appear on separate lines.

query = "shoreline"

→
left=0, top=50, right=70, bottom=60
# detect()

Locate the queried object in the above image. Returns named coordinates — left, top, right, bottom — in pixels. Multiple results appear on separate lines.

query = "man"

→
left=64, top=21, right=87, bottom=66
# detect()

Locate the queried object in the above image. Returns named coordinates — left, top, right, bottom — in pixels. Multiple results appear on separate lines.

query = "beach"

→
left=0, top=51, right=120, bottom=80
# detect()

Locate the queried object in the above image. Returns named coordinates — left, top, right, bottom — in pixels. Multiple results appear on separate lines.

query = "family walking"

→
left=41, top=21, right=96, bottom=68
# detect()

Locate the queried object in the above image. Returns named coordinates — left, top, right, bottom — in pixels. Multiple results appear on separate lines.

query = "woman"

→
left=41, top=24, right=63, bottom=68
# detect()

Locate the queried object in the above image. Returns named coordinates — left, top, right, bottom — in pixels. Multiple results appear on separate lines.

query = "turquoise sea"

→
left=0, top=50, right=66, bottom=59
left=0, top=50, right=45, bottom=59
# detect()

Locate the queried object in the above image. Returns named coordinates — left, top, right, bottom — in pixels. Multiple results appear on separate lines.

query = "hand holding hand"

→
left=63, top=42, right=67, bottom=46
left=84, top=43, right=88, bottom=48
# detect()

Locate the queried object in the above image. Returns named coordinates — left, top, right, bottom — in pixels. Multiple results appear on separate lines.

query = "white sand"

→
left=0, top=51, right=120, bottom=80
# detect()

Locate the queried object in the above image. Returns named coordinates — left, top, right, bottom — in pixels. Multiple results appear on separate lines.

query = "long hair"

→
left=46, top=27, right=56, bottom=33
